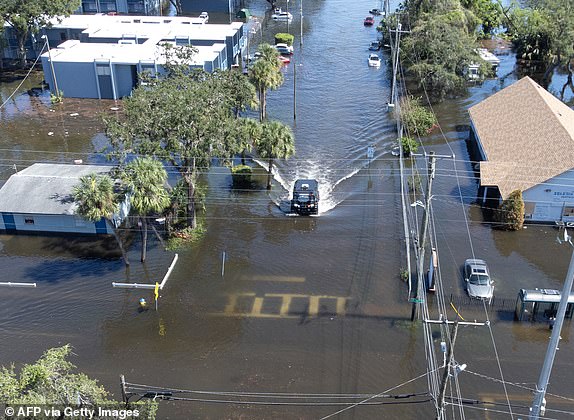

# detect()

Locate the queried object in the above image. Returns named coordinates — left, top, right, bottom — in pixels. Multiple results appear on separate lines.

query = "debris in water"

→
left=110, top=107, right=120, bottom=111
left=69, top=112, right=79, bottom=117
left=48, top=132, right=54, bottom=136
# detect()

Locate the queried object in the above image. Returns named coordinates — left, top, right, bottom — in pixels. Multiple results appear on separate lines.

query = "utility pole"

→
left=42, top=34, right=60, bottom=99
left=389, top=21, right=401, bottom=107
left=438, top=321, right=459, bottom=419
left=411, top=151, right=436, bottom=321
left=530, top=236, right=574, bottom=419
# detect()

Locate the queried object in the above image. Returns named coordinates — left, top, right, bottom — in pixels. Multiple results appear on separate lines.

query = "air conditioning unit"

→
left=118, top=39, right=136, bottom=45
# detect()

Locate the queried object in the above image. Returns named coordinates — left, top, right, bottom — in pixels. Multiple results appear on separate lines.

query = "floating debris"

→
left=48, top=132, right=54, bottom=136
left=110, top=107, right=120, bottom=111
left=69, top=112, right=79, bottom=117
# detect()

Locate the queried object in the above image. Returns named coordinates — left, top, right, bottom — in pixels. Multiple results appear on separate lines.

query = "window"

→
left=96, top=65, right=111, bottom=76
left=24, top=217, right=35, bottom=225
left=564, top=206, right=574, bottom=217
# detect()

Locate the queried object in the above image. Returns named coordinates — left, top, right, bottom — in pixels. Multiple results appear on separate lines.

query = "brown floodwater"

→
left=1, top=0, right=574, bottom=418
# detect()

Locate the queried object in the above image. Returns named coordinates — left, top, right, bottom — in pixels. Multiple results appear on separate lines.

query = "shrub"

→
left=400, top=97, right=438, bottom=137
left=275, top=33, right=294, bottom=46
left=400, top=136, right=419, bottom=157
left=497, top=189, right=524, bottom=230
left=231, top=164, right=253, bottom=188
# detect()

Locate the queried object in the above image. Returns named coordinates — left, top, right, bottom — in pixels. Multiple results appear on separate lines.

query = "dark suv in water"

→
left=291, top=179, right=319, bottom=215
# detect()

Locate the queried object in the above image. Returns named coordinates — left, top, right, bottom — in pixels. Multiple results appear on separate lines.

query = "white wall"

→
left=524, top=170, right=574, bottom=222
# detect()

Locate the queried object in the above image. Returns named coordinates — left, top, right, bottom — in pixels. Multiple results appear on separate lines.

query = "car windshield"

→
left=297, top=194, right=310, bottom=202
left=469, top=274, right=490, bottom=285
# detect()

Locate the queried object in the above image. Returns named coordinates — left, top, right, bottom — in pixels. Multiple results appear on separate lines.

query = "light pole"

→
left=300, top=0, right=303, bottom=46
left=286, top=0, right=290, bottom=33
left=41, top=35, right=60, bottom=99
left=293, top=61, right=297, bottom=120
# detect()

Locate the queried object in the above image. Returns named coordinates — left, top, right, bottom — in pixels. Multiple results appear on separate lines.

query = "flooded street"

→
left=2, top=0, right=574, bottom=418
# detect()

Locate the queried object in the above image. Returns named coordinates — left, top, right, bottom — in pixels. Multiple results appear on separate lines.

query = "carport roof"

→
left=0, top=163, right=113, bottom=215
left=468, top=76, right=574, bottom=199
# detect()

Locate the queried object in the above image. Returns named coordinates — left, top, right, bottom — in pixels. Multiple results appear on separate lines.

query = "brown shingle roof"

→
left=469, top=76, right=574, bottom=199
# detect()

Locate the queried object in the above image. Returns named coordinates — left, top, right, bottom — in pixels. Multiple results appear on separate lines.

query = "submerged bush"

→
left=497, top=189, right=524, bottom=230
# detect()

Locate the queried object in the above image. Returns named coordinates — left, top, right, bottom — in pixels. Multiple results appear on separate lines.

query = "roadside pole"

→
left=438, top=321, right=459, bottom=419
left=411, top=152, right=436, bottom=321
left=530, top=238, right=574, bottom=418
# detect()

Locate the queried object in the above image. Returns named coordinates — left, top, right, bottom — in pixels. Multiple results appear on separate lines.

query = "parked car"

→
left=278, top=55, right=291, bottom=64
left=272, top=8, right=293, bottom=20
left=198, top=12, right=209, bottom=22
left=275, top=43, right=294, bottom=55
left=369, top=41, right=380, bottom=51
left=464, top=259, right=494, bottom=300
left=364, top=16, right=375, bottom=26
left=369, top=8, right=383, bottom=15
left=368, top=53, right=381, bottom=67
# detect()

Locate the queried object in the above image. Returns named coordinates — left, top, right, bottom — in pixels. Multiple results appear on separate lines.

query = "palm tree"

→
left=255, top=120, right=295, bottom=190
left=122, top=157, right=170, bottom=262
left=249, top=43, right=284, bottom=121
left=73, top=173, right=129, bottom=266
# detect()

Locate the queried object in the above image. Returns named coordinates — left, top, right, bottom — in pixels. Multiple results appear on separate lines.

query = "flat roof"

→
left=0, top=163, right=114, bottom=215
left=42, top=40, right=225, bottom=65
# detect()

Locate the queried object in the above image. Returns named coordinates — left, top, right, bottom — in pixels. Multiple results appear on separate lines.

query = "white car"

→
left=275, top=43, right=294, bottom=55
left=368, top=53, right=381, bottom=67
left=464, top=259, right=494, bottom=300
left=199, top=12, right=209, bottom=22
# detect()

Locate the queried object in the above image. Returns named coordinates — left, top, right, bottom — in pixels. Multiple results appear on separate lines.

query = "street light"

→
left=41, top=34, right=60, bottom=99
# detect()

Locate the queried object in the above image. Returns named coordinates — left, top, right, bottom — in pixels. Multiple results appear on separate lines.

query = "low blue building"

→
left=0, top=163, right=129, bottom=235
left=77, top=0, right=161, bottom=15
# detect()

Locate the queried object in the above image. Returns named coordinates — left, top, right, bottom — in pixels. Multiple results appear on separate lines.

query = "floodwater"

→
left=1, top=0, right=574, bottom=418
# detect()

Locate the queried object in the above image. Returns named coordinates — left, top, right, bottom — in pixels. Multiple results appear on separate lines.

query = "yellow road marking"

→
left=217, top=293, right=350, bottom=318
left=251, top=297, right=264, bottom=316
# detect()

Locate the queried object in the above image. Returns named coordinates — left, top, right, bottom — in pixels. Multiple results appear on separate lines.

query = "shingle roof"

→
left=0, top=163, right=113, bottom=215
left=468, top=76, right=574, bottom=199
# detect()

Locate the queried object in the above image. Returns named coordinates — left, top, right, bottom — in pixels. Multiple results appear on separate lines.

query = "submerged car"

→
left=275, top=43, right=294, bottom=55
left=364, top=16, right=375, bottom=26
left=369, top=41, right=380, bottom=51
left=368, top=53, right=381, bottom=67
left=464, top=259, right=494, bottom=300
left=291, top=179, right=319, bottom=215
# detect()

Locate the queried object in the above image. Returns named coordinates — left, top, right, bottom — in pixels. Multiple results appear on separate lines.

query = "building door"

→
left=96, top=63, right=114, bottom=99
left=95, top=218, right=108, bottom=234
left=2, top=213, right=16, bottom=233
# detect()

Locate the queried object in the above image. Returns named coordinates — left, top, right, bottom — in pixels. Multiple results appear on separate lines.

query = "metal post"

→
left=43, top=35, right=60, bottom=98
left=300, top=0, right=303, bottom=46
left=120, top=375, right=128, bottom=404
left=438, top=321, right=459, bottom=419
left=293, top=61, right=297, bottom=120
left=411, top=151, right=436, bottom=321
left=530, top=245, right=574, bottom=418
left=286, top=0, right=290, bottom=33
left=221, top=251, right=226, bottom=277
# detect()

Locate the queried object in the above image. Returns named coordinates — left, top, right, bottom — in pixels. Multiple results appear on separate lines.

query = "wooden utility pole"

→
left=411, top=151, right=436, bottom=321
left=438, top=321, right=459, bottom=419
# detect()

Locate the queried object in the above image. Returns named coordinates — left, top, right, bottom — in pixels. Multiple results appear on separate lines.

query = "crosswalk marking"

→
left=216, top=293, right=349, bottom=318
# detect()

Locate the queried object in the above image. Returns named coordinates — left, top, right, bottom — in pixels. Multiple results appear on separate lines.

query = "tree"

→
left=0, top=0, right=80, bottom=68
left=400, top=136, right=419, bottom=157
left=0, top=345, right=157, bottom=417
left=254, top=121, right=295, bottom=190
left=249, top=43, right=284, bottom=121
left=73, top=173, right=129, bottom=266
left=169, top=0, right=182, bottom=15
left=508, top=0, right=574, bottom=88
left=213, top=69, right=258, bottom=118
left=122, top=158, right=170, bottom=263
left=105, top=69, right=241, bottom=229
left=497, top=189, right=525, bottom=230
left=401, top=8, right=479, bottom=100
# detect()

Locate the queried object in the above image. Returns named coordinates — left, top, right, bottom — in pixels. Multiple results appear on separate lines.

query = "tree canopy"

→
left=0, top=0, right=80, bottom=67
left=0, top=345, right=157, bottom=418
